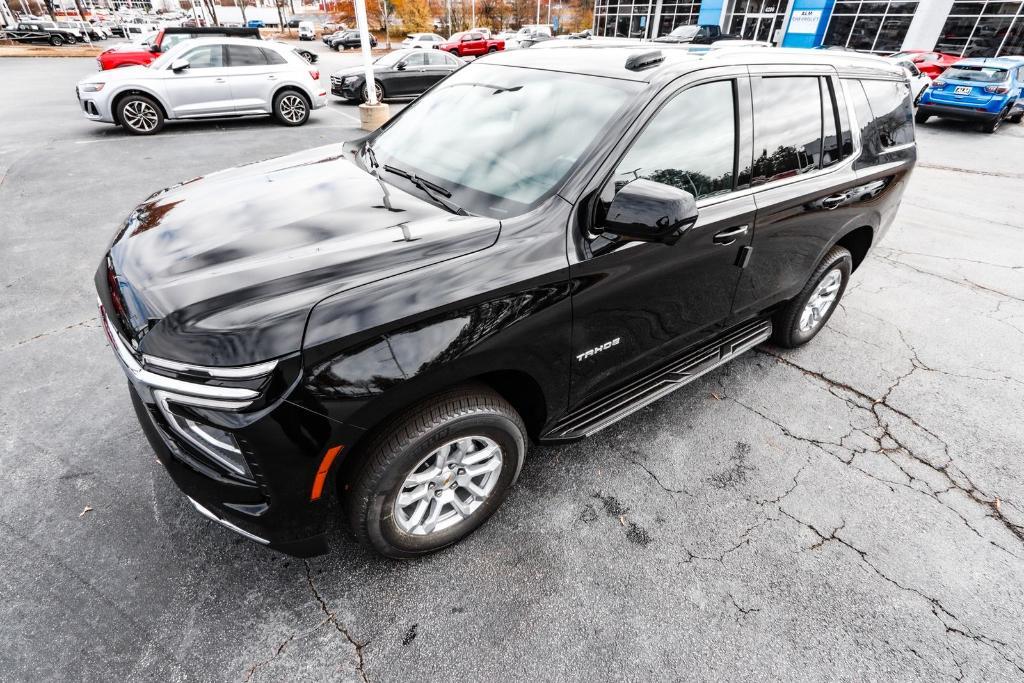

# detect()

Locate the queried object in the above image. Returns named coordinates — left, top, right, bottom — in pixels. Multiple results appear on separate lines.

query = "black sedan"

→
left=329, top=30, right=378, bottom=50
left=330, top=48, right=463, bottom=103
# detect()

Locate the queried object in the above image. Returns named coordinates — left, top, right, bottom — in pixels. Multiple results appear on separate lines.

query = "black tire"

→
left=1010, top=110, right=1024, bottom=124
left=49, top=35, right=64, bottom=46
left=914, top=110, right=930, bottom=124
left=361, top=80, right=384, bottom=104
left=65, top=34, right=77, bottom=44
left=346, top=385, right=528, bottom=559
left=771, top=246, right=852, bottom=348
left=982, top=110, right=1005, bottom=134
left=273, top=89, right=310, bottom=126
left=487, top=45, right=497, bottom=53
left=116, top=94, right=165, bottom=135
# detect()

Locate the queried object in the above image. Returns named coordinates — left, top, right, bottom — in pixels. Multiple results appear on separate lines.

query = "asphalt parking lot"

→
left=2, top=52, right=1024, bottom=681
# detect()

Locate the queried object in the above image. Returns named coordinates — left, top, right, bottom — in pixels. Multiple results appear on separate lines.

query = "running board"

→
left=541, top=318, right=771, bottom=442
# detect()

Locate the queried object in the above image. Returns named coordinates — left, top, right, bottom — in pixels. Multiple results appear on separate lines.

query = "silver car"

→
left=75, top=37, right=327, bottom=135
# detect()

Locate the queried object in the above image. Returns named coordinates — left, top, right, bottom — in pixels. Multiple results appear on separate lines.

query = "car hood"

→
left=97, top=144, right=501, bottom=366
left=101, top=42, right=149, bottom=54
left=331, top=64, right=383, bottom=78
left=81, top=64, right=151, bottom=85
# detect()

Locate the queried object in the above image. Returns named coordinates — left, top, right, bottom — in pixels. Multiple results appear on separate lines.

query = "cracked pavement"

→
left=2, top=59, right=1023, bottom=681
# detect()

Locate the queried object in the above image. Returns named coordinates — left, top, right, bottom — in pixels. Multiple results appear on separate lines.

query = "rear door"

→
left=161, top=44, right=235, bottom=117
left=223, top=43, right=281, bottom=112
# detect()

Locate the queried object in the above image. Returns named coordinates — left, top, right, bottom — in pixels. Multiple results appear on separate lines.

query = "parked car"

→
left=94, top=47, right=913, bottom=558
left=517, top=32, right=553, bottom=48
left=916, top=57, right=1024, bottom=133
left=331, top=47, right=462, bottom=102
left=437, top=31, right=503, bottom=57
left=887, top=56, right=932, bottom=105
left=888, top=50, right=960, bottom=79
left=654, top=23, right=738, bottom=44
left=322, top=29, right=348, bottom=45
left=4, top=21, right=81, bottom=45
left=329, top=29, right=377, bottom=50
left=57, top=20, right=102, bottom=41
left=97, top=26, right=261, bottom=70
left=401, top=32, right=445, bottom=49
left=298, top=21, right=315, bottom=40
left=76, top=37, right=326, bottom=135
left=246, top=20, right=265, bottom=29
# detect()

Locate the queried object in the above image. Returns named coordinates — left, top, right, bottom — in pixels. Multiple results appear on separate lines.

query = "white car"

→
left=75, top=37, right=327, bottom=135
left=400, top=32, right=444, bottom=48
left=298, top=21, right=315, bottom=40
left=888, top=57, right=932, bottom=106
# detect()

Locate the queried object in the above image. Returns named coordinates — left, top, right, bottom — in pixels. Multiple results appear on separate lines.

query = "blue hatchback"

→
left=916, top=57, right=1024, bottom=133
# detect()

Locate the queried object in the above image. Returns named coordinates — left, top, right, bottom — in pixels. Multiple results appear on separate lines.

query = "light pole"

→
left=354, top=0, right=388, bottom=129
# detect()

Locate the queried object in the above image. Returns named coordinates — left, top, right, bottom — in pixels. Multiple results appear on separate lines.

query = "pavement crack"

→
left=621, top=452, right=693, bottom=497
left=243, top=634, right=296, bottom=683
left=5, top=316, right=100, bottom=351
left=727, top=594, right=761, bottom=622
left=304, top=561, right=369, bottom=683
left=877, top=253, right=1024, bottom=304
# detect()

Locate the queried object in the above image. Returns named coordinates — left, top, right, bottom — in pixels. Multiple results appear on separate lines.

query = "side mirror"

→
left=170, top=58, right=190, bottom=72
left=396, top=61, right=406, bottom=70
left=602, top=179, right=698, bottom=245
left=149, top=42, right=161, bottom=53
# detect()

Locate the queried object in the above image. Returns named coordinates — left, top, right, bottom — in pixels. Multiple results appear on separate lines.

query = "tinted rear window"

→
left=943, top=66, right=1008, bottom=83
left=227, top=44, right=268, bottom=66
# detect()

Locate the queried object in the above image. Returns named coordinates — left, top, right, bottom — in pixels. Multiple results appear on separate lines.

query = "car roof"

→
left=952, top=57, right=1024, bottom=68
left=173, top=36, right=290, bottom=50
left=483, top=45, right=905, bottom=82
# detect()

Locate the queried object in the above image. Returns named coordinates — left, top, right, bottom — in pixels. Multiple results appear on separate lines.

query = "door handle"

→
left=713, top=225, right=749, bottom=245
left=267, top=75, right=277, bottom=80
left=214, top=77, right=226, bottom=83
left=821, top=193, right=847, bottom=210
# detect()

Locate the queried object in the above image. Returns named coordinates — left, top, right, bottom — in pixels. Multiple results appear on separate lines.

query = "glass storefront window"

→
left=937, top=1, right=1024, bottom=57
left=821, top=0, right=921, bottom=53
left=726, top=0, right=789, bottom=45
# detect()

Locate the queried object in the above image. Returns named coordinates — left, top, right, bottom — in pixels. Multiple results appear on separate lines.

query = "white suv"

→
left=75, top=37, right=327, bottom=135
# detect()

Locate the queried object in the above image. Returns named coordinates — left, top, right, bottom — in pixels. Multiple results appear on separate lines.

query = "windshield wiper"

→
left=362, top=143, right=396, bottom=211
left=383, top=164, right=469, bottom=216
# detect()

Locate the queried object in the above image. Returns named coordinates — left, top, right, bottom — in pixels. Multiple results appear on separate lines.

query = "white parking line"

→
left=324, top=106, right=362, bottom=123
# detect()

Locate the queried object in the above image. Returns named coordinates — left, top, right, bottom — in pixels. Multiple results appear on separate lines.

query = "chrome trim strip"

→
left=99, top=310, right=258, bottom=404
left=187, top=496, right=270, bottom=544
left=153, top=390, right=254, bottom=478
left=142, top=354, right=278, bottom=380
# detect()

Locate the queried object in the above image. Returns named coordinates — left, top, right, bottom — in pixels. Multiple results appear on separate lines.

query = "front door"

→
left=392, top=51, right=430, bottom=96
left=569, top=73, right=755, bottom=406
left=162, top=44, right=234, bottom=117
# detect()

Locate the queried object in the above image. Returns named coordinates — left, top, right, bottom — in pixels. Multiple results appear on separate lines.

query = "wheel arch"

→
left=272, top=83, right=312, bottom=108
left=110, top=87, right=170, bottom=123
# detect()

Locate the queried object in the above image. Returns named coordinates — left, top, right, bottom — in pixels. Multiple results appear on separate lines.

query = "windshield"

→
left=669, top=25, right=699, bottom=38
left=371, top=64, right=640, bottom=217
left=149, top=42, right=187, bottom=69
left=943, top=66, right=1008, bottom=83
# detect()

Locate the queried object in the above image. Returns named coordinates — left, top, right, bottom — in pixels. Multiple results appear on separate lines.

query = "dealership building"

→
left=592, top=1, right=1024, bottom=57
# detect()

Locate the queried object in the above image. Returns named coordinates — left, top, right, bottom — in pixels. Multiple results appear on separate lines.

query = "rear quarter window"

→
left=860, top=79, right=914, bottom=148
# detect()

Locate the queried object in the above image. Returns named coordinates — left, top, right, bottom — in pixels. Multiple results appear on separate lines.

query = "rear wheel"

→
left=771, top=246, right=852, bottom=348
left=347, top=385, right=528, bottom=558
left=49, top=35, right=64, bottom=46
left=914, top=110, right=930, bottom=124
left=65, top=34, right=77, bottom=44
left=1008, top=107, right=1023, bottom=124
left=982, top=111, right=1004, bottom=134
left=116, top=94, right=164, bottom=135
left=273, top=90, right=310, bottom=126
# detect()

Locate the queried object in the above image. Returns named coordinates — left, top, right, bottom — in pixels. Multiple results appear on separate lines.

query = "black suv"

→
left=5, top=21, right=81, bottom=46
left=95, top=47, right=915, bottom=558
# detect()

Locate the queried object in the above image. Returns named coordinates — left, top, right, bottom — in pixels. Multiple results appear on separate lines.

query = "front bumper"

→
left=76, top=85, right=113, bottom=122
left=96, top=283, right=363, bottom=556
left=918, top=102, right=1001, bottom=122
left=331, top=76, right=362, bottom=100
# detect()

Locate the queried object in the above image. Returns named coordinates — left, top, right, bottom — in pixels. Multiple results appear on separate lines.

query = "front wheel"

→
left=273, top=90, right=310, bottom=126
left=65, top=34, right=77, bottom=44
left=116, top=94, right=164, bottom=135
left=346, top=385, right=528, bottom=558
left=771, top=246, right=852, bottom=348
left=49, top=35, right=64, bottom=46
left=361, top=80, right=384, bottom=104
left=487, top=46, right=497, bottom=53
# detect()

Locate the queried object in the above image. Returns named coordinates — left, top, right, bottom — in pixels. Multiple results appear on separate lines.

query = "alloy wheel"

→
left=279, top=94, right=306, bottom=123
left=363, top=82, right=384, bottom=103
left=122, top=100, right=159, bottom=132
left=393, top=436, right=504, bottom=536
left=798, top=268, right=842, bottom=332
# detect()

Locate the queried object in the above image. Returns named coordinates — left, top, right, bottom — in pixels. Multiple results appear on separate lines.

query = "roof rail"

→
left=624, top=50, right=665, bottom=71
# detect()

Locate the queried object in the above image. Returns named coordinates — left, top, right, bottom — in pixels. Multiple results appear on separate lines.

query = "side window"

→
left=263, top=48, right=287, bottom=65
left=821, top=77, right=842, bottom=168
left=161, top=33, right=191, bottom=51
left=402, top=51, right=427, bottom=66
left=425, top=51, right=449, bottom=66
left=227, top=44, right=268, bottom=67
left=860, top=79, right=914, bottom=148
left=843, top=78, right=879, bottom=165
left=470, top=32, right=483, bottom=40
left=182, top=45, right=224, bottom=69
left=752, top=76, right=823, bottom=185
left=610, top=80, right=737, bottom=201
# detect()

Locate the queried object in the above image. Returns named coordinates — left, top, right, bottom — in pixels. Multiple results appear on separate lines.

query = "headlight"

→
left=81, top=82, right=105, bottom=92
left=154, top=391, right=253, bottom=479
left=342, top=75, right=357, bottom=84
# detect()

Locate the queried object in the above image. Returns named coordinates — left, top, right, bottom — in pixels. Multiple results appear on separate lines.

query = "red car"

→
left=97, top=26, right=260, bottom=70
left=888, top=50, right=961, bottom=79
left=437, top=31, right=504, bottom=58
